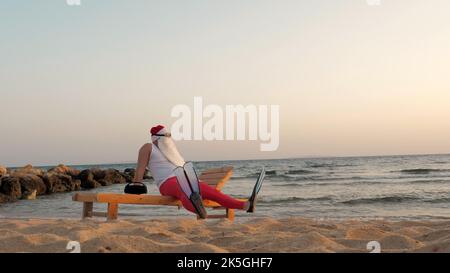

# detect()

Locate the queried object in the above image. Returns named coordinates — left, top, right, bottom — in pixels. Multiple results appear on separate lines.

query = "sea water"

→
left=1, top=154, right=449, bottom=221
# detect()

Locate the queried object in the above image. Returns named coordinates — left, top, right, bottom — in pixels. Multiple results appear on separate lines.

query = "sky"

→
left=1, top=0, right=450, bottom=167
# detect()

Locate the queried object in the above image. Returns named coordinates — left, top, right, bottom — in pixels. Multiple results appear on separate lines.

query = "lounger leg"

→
left=82, top=202, right=93, bottom=219
left=107, top=203, right=119, bottom=220
left=226, top=208, right=235, bottom=221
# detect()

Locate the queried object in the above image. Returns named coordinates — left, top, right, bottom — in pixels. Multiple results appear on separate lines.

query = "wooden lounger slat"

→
left=73, top=192, right=98, bottom=202
left=201, top=170, right=233, bottom=191
left=199, top=166, right=233, bottom=175
left=96, top=193, right=180, bottom=206
left=202, top=178, right=222, bottom=184
left=199, top=172, right=233, bottom=180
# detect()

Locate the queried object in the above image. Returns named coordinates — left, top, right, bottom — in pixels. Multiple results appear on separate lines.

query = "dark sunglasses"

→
left=152, top=133, right=171, bottom=137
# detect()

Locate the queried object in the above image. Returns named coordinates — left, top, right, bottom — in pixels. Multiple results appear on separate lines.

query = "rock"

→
left=43, top=173, right=78, bottom=193
left=11, top=164, right=45, bottom=176
left=78, top=169, right=93, bottom=181
left=47, top=164, right=69, bottom=174
left=98, top=178, right=112, bottom=186
left=21, top=189, right=37, bottom=200
left=124, top=168, right=136, bottom=177
left=121, top=172, right=134, bottom=183
left=122, top=168, right=135, bottom=183
left=81, top=179, right=101, bottom=189
left=14, top=174, right=45, bottom=195
left=0, top=177, right=22, bottom=200
left=99, top=169, right=126, bottom=185
left=0, top=166, right=7, bottom=177
left=0, top=192, right=15, bottom=203
left=144, top=169, right=152, bottom=180
left=72, top=179, right=82, bottom=191
left=78, top=170, right=101, bottom=189
left=90, top=168, right=106, bottom=180
left=14, top=174, right=47, bottom=196
left=47, top=164, right=80, bottom=177
left=121, top=168, right=151, bottom=181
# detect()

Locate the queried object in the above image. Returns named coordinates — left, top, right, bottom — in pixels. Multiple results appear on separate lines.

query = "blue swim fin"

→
left=174, top=162, right=207, bottom=219
left=247, top=167, right=266, bottom=213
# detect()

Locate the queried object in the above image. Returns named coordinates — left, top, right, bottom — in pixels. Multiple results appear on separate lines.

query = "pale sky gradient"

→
left=1, top=0, right=450, bottom=167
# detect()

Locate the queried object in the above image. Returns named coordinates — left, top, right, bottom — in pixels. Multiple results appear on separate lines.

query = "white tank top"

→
left=148, top=144, right=177, bottom=188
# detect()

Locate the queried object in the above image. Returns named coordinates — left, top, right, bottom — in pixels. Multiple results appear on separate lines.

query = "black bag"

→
left=124, top=182, right=148, bottom=195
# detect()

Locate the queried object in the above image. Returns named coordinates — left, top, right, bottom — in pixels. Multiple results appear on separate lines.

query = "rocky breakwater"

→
left=0, top=164, right=151, bottom=204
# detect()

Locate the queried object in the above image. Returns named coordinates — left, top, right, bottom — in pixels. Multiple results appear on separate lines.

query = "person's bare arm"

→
left=133, top=143, right=152, bottom=182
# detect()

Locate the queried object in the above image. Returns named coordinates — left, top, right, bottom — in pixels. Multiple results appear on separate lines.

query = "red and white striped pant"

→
left=159, top=176, right=245, bottom=214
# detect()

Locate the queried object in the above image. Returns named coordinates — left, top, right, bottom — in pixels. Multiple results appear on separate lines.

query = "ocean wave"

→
left=340, top=194, right=450, bottom=205
left=263, top=174, right=324, bottom=182
left=397, top=168, right=450, bottom=175
left=272, top=183, right=304, bottom=187
left=259, top=194, right=449, bottom=205
left=250, top=170, right=277, bottom=176
left=340, top=195, right=419, bottom=205
left=232, top=168, right=450, bottom=183
left=406, top=179, right=450, bottom=185
left=259, top=196, right=334, bottom=204
left=307, top=163, right=356, bottom=168
left=424, top=197, right=450, bottom=203
left=231, top=172, right=276, bottom=179
left=287, top=169, right=316, bottom=175
left=230, top=176, right=248, bottom=180
left=272, top=177, right=450, bottom=189
left=309, top=176, right=366, bottom=181
left=267, top=175, right=369, bottom=183
left=233, top=171, right=315, bottom=180
left=272, top=180, right=386, bottom=187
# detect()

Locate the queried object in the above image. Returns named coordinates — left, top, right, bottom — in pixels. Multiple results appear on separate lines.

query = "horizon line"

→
left=4, top=152, right=450, bottom=169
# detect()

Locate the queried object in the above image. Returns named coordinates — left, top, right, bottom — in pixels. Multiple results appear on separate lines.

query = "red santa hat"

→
left=150, top=125, right=165, bottom=136
left=150, top=125, right=167, bottom=142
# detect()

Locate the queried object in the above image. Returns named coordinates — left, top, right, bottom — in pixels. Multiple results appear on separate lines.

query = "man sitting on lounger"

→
left=132, top=125, right=261, bottom=214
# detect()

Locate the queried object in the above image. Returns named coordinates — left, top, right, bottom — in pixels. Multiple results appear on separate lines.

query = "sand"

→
left=0, top=217, right=449, bottom=253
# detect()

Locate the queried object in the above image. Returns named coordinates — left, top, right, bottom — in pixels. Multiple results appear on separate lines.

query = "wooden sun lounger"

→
left=72, top=166, right=240, bottom=221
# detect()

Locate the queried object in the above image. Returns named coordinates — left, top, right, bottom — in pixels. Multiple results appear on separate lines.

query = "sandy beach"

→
left=0, top=217, right=449, bottom=253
